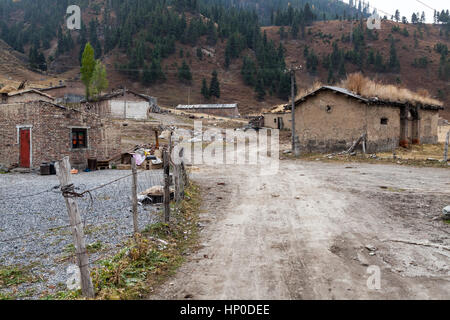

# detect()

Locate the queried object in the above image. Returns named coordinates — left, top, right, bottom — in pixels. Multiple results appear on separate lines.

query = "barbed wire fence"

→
left=0, top=149, right=188, bottom=298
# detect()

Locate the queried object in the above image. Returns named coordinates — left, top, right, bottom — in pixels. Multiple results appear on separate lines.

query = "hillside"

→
left=0, top=1, right=448, bottom=119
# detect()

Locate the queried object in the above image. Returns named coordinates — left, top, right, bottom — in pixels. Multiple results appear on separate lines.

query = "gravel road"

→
left=0, top=169, right=163, bottom=299
left=152, top=160, right=450, bottom=300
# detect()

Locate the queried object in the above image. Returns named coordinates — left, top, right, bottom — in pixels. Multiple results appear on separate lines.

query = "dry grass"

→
left=340, top=73, right=443, bottom=107
left=267, top=81, right=323, bottom=113
left=377, top=143, right=446, bottom=161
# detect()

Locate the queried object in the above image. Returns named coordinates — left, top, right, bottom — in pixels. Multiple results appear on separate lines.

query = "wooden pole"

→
left=131, top=157, right=139, bottom=237
left=444, top=131, right=449, bottom=162
left=174, top=163, right=180, bottom=203
left=291, top=68, right=296, bottom=154
left=55, top=157, right=95, bottom=298
left=155, top=130, right=160, bottom=149
left=163, top=150, right=170, bottom=223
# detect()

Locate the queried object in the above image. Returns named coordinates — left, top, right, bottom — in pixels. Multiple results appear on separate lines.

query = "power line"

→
left=415, top=0, right=438, bottom=12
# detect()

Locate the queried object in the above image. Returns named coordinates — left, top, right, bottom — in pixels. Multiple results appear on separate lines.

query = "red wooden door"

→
left=19, top=129, right=31, bottom=168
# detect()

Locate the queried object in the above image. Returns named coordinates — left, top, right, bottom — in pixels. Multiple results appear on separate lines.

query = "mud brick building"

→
left=176, top=103, right=240, bottom=118
left=263, top=86, right=443, bottom=153
left=0, top=100, right=121, bottom=170
left=82, top=89, right=155, bottom=120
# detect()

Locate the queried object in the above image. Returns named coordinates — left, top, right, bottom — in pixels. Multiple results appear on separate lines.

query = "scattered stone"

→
left=66, top=264, right=81, bottom=290
left=443, top=206, right=450, bottom=218
left=272, top=194, right=280, bottom=198
left=157, top=239, right=168, bottom=246
left=357, top=252, right=369, bottom=266
left=365, top=244, right=377, bottom=252
left=283, top=150, right=292, bottom=154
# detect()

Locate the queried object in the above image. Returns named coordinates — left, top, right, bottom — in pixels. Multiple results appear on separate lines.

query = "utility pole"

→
left=286, top=64, right=302, bottom=156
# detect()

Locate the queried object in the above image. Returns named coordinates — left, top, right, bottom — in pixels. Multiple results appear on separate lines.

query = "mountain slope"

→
left=0, top=0, right=448, bottom=119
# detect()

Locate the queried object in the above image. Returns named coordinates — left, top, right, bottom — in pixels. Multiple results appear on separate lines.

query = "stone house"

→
left=264, top=86, right=443, bottom=153
left=176, top=104, right=240, bottom=118
left=0, top=100, right=121, bottom=169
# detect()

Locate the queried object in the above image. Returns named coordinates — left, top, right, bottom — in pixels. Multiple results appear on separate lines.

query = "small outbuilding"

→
left=176, top=103, right=240, bottom=118
left=83, top=89, right=153, bottom=120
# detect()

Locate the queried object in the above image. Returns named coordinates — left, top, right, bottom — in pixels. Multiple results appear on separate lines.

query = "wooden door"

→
left=19, top=129, right=31, bottom=168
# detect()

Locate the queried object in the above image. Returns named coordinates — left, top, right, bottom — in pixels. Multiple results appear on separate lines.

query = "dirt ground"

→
left=151, top=159, right=450, bottom=300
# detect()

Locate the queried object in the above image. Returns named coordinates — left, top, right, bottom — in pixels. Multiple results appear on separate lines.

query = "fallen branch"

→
left=382, top=239, right=450, bottom=251
left=326, top=133, right=367, bottom=157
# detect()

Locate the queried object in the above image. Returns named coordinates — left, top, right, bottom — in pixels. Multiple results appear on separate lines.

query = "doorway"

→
left=19, top=128, right=31, bottom=168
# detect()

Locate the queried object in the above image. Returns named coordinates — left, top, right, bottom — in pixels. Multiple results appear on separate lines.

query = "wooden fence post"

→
left=179, top=147, right=186, bottom=197
left=55, top=157, right=95, bottom=298
left=444, top=131, right=449, bottom=163
left=131, top=157, right=139, bottom=237
left=174, top=163, right=180, bottom=203
left=163, top=150, right=170, bottom=223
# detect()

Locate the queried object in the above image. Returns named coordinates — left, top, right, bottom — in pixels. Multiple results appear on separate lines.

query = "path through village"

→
left=151, top=155, right=450, bottom=299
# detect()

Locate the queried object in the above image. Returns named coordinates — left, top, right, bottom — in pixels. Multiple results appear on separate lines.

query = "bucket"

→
left=40, top=163, right=51, bottom=175
left=88, top=158, right=97, bottom=171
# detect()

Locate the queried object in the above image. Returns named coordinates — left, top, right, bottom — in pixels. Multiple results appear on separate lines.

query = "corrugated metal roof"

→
left=321, top=86, right=369, bottom=102
left=176, top=104, right=238, bottom=109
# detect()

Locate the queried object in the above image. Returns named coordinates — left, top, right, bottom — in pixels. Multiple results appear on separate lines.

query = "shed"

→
left=176, top=103, right=240, bottom=118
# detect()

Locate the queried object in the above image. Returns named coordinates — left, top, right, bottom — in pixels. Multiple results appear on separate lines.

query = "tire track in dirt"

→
left=150, top=160, right=450, bottom=300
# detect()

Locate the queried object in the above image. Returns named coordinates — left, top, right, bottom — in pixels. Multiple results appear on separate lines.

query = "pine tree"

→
left=388, top=37, right=400, bottom=71
left=196, top=47, right=203, bottom=60
left=395, top=10, right=400, bottom=22
left=209, top=70, right=220, bottom=99
left=178, top=60, right=192, bottom=83
left=375, top=51, right=385, bottom=72
left=255, top=77, right=265, bottom=101
left=201, top=78, right=210, bottom=99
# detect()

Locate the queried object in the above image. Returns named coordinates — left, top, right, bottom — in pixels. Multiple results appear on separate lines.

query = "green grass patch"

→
left=0, top=265, right=35, bottom=288
left=41, top=289, right=82, bottom=300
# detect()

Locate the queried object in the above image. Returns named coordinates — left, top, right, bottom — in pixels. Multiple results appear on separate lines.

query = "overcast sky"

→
left=342, top=0, right=448, bottom=23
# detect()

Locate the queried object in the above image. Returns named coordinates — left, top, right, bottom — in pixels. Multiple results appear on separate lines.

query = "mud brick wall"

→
left=263, top=112, right=292, bottom=130
left=419, top=109, right=440, bottom=144
left=293, top=91, right=401, bottom=153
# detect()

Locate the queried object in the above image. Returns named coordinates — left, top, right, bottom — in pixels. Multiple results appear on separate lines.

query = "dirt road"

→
left=152, top=160, right=450, bottom=300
